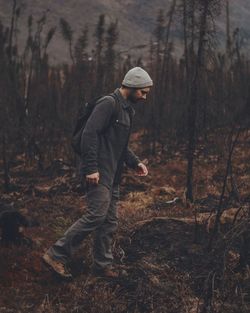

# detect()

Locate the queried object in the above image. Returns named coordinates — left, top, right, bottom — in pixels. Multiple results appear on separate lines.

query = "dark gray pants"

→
left=47, top=183, right=119, bottom=269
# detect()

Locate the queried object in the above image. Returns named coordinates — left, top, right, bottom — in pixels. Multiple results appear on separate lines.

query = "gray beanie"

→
left=122, top=67, right=153, bottom=88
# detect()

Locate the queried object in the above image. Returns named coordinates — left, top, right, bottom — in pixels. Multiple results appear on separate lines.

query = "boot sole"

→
left=42, top=256, right=73, bottom=280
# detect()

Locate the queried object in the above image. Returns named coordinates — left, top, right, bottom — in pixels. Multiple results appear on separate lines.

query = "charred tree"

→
left=94, top=14, right=105, bottom=96
left=59, top=17, right=75, bottom=65
left=186, top=1, right=210, bottom=203
left=186, top=0, right=221, bottom=203
left=103, top=20, right=119, bottom=92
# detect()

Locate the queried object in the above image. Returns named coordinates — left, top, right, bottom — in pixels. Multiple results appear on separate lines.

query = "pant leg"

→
left=47, top=184, right=111, bottom=263
left=93, top=185, right=119, bottom=269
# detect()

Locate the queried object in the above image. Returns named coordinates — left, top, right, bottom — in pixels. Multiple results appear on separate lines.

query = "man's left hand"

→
left=136, top=163, right=148, bottom=177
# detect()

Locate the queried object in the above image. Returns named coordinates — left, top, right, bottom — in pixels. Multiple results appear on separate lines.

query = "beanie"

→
left=122, top=67, right=153, bottom=88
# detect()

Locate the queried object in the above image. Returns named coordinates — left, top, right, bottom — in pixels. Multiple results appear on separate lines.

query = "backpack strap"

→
left=105, top=93, right=120, bottom=121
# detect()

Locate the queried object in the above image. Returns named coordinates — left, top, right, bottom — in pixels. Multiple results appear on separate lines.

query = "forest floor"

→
left=0, top=130, right=250, bottom=313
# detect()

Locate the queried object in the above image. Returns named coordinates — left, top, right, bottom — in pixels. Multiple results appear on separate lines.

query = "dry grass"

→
left=1, top=132, right=250, bottom=312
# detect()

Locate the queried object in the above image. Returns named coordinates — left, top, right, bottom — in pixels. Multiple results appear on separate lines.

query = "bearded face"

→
left=127, top=89, right=139, bottom=103
left=127, top=87, right=150, bottom=103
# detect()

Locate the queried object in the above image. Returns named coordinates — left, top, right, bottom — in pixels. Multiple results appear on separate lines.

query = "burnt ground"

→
left=1, top=133, right=250, bottom=313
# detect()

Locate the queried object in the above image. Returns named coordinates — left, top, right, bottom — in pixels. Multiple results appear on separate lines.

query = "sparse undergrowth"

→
left=0, top=134, right=250, bottom=313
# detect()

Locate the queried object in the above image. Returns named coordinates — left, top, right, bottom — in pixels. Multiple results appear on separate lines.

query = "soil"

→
left=0, top=134, right=250, bottom=313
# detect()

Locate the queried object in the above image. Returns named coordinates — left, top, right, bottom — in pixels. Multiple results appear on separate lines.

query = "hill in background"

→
left=0, top=0, right=249, bottom=63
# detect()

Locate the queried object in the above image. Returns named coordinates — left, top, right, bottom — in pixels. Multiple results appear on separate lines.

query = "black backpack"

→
left=71, top=94, right=118, bottom=156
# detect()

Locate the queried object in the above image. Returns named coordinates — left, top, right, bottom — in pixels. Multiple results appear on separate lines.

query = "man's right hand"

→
left=86, top=172, right=100, bottom=185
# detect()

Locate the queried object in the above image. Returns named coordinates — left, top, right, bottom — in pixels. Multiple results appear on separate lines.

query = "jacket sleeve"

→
left=124, top=147, right=140, bottom=169
left=80, top=98, right=115, bottom=175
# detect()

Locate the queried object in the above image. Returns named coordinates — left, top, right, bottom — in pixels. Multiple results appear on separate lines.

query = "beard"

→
left=127, top=89, right=139, bottom=103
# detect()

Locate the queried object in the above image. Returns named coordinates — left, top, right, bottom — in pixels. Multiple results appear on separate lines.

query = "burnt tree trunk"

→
left=2, top=133, right=10, bottom=192
left=186, top=0, right=209, bottom=203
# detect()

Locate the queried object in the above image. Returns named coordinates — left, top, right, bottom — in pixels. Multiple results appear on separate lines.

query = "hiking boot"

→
left=92, top=266, right=128, bottom=278
left=42, top=252, right=72, bottom=279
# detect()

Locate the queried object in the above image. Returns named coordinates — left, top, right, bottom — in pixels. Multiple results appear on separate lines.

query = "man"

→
left=42, top=67, right=153, bottom=279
